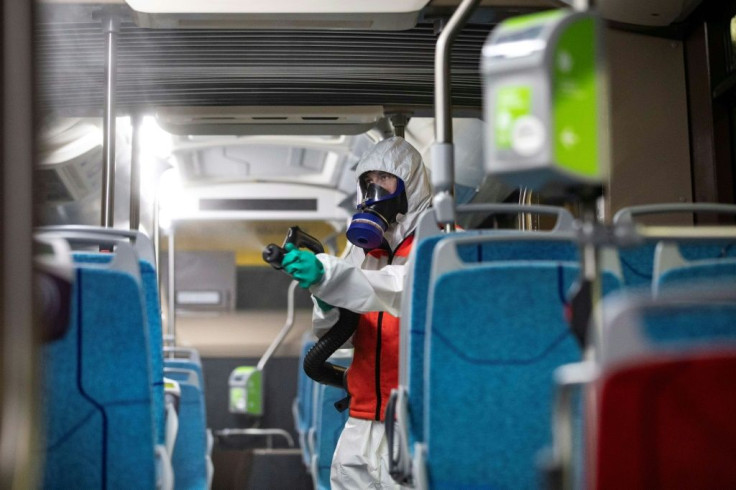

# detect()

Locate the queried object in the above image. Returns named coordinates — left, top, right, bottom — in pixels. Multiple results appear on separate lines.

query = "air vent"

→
left=156, top=106, right=385, bottom=135
left=199, top=198, right=318, bottom=211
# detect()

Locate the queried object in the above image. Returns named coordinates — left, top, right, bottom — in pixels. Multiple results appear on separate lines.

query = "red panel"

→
left=593, top=353, right=736, bottom=490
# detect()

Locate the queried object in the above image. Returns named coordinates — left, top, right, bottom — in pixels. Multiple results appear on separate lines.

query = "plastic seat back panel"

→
left=408, top=235, right=579, bottom=445
left=596, top=353, right=736, bottom=490
left=166, top=368, right=208, bottom=490
left=74, top=252, right=166, bottom=445
left=42, top=264, right=156, bottom=489
left=312, top=354, right=351, bottom=490
left=426, top=263, right=620, bottom=489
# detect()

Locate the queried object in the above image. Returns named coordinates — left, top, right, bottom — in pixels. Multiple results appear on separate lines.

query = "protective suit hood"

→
left=354, top=136, right=432, bottom=250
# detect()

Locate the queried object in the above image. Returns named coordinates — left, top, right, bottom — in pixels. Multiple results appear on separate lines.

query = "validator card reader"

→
left=482, top=10, right=609, bottom=195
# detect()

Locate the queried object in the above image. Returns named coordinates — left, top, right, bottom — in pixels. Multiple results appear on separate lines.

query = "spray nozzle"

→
left=262, top=226, right=324, bottom=270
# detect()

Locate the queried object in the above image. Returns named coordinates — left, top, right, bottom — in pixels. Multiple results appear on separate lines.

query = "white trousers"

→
left=330, top=417, right=408, bottom=490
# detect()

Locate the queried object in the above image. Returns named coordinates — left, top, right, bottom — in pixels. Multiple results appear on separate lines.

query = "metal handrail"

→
left=214, top=428, right=295, bottom=449
left=613, top=203, right=736, bottom=225
left=35, top=225, right=156, bottom=265
left=257, top=280, right=298, bottom=372
left=167, top=223, right=176, bottom=346
left=434, top=0, right=481, bottom=145
left=432, top=0, right=481, bottom=229
left=130, top=114, right=143, bottom=231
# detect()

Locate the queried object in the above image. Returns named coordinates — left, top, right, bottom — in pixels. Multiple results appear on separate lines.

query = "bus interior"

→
left=2, top=0, right=736, bottom=488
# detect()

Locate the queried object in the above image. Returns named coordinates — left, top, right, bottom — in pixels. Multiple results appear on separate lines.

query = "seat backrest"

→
left=310, top=352, right=352, bottom=490
left=42, top=274, right=102, bottom=489
left=593, top=288, right=736, bottom=490
left=165, top=367, right=208, bottom=490
left=139, top=258, right=166, bottom=443
left=42, top=246, right=156, bottom=489
left=74, top=252, right=166, bottom=446
left=618, top=241, right=736, bottom=287
left=164, top=358, right=205, bottom=395
left=616, top=242, right=658, bottom=286
left=402, top=227, right=579, bottom=446
left=653, top=242, right=736, bottom=295
left=424, top=261, right=578, bottom=489
left=422, top=233, right=621, bottom=489
left=612, top=203, right=736, bottom=286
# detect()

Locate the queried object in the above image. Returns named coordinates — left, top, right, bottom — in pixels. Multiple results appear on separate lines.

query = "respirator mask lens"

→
left=361, top=182, right=395, bottom=204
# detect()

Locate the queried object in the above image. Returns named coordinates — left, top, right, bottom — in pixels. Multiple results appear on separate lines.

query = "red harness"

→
left=346, top=235, right=414, bottom=421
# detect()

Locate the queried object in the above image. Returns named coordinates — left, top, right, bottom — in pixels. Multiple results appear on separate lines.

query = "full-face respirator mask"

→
left=346, top=173, right=408, bottom=250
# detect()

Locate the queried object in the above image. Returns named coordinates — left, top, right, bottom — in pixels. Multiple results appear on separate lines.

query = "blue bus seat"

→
left=618, top=241, right=736, bottom=287
left=654, top=242, right=736, bottom=295
left=42, top=246, right=156, bottom=489
left=164, top=358, right=205, bottom=395
left=165, top=367, right=209, bottom=490
left=612, top=203, right=736, bottom=286
left=74, top=252, right=166, bottom=446
left=401, top=227, right=579, bottom=453
left=139, top=259, right=166, bottom=445
left=617, top=243, right=658, bottom=286
left=586, top=288, right=736, bottom=489
left=308, top=350, right=352, bottom=490
left=163, top=377, right=182, bottom=457
left=418, top=233, right=621, bottom=489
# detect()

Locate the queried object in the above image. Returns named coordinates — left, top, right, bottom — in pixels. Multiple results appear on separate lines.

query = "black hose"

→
left=384, top=389, right=405, bottom=482
left=303, top=307, right=359, bottom=389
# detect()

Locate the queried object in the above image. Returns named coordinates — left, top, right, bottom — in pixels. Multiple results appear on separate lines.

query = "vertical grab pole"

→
left=100, top=16, right=119, bottom=228
left=167, top=223, right=176, bottom=346
left=432, top=0, right=480, bottom=231
left=154, top=188, right=161, bottom=287
left=129, top=113, right=142, bottom=231
left=1, top=0, right=37, bottom=486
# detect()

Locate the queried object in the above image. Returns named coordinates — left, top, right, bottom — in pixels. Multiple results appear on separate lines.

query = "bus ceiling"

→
left=37, top=0, right=705, bottom=121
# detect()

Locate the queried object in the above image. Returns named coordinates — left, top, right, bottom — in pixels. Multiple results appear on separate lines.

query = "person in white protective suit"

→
left=280, top=136, right=432, bottom=489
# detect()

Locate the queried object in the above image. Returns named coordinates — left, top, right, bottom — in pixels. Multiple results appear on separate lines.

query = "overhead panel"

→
left=594, top=0, right=703, bottom=26
left=162, top=181, right=351, bottom=222
left=156, top=106, right=385, bottom=135
left=126, top=0, right=431, bottom=30
left=429, top=0, right=563, bottom=6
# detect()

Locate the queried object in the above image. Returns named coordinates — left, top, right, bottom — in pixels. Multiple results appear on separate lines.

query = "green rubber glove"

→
left=282, top=243, right=325, bottom=289
left=314, top=296, right=333, bottom=312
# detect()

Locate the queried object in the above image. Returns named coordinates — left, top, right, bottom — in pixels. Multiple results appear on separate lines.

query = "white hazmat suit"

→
left=308, top=136, right=432, bottom=489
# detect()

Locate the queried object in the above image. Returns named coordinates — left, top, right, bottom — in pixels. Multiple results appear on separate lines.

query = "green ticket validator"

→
left=482, top=9, right=608, bottom=194
left=228, top=366, right=263, bottom=416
